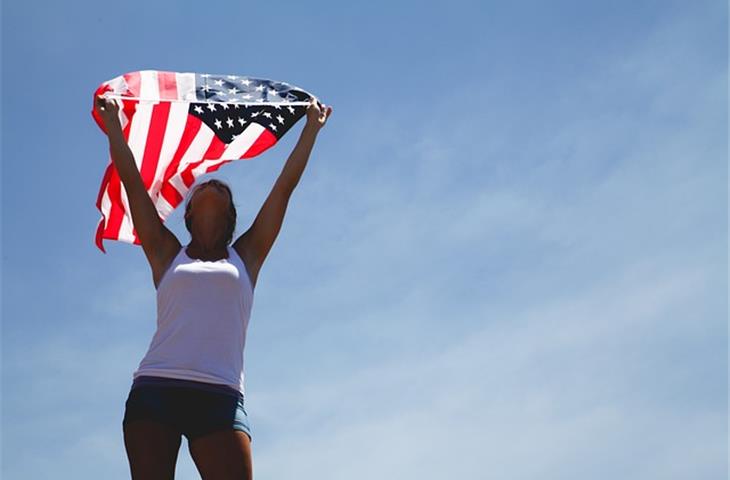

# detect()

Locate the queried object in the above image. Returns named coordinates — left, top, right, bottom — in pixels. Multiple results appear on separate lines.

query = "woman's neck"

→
left=186, top=240, right=229, bottom=261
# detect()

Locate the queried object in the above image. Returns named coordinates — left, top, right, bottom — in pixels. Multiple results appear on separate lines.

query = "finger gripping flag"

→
left=91, top=70, right=315, bottom=253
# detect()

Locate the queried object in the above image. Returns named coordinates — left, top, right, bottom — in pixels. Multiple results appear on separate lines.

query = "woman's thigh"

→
left=188, top=428, right=253, bottom=480
left=122, top=387, right=183, bottom=479
left=123, top=419, right=182, bottom=480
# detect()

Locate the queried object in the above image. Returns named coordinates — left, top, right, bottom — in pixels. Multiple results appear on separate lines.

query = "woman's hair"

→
left=184, top=178, right=237, bottom=245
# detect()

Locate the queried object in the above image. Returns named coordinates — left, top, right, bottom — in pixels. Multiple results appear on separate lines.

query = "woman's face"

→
left=187, top=184, right=231, bottom=242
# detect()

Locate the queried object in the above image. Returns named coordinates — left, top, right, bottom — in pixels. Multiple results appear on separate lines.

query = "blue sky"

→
left=2, top=0, right=727, bottom=478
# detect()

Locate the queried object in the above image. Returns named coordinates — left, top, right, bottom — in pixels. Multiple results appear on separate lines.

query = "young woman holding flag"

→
left=94, top=93, right=332, bottom=480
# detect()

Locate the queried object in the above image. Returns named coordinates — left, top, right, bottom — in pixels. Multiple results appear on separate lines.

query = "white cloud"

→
left=248, top=255, right=721, bottom=479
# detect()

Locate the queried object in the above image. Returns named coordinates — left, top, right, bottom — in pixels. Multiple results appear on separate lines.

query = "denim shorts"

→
left=122, top=376, right=252, bottom=443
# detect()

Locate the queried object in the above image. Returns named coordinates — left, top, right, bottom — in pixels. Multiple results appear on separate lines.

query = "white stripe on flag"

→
left=151, top=101, right=189, bottom=201
left=118, top=105, right=130, bottom=132
left=119, top=70, right=159, bottom=242
left=156, top=194, right=177, bottom=220
left=222, top=123, right=266, bottom=159
left=99, top=168, right=113, bottom=232
left=115, top=186, right=135, bottom=242
left=190, top=124, right=266, bottom=177
left=168, top=125, right=215, bottom=200
left=108, top=74, right=132, bottom=131
left=176, top=72, right=197, bottom=101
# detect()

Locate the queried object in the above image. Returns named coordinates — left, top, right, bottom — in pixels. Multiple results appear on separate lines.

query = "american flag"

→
left=91, top=70, right=315, bottom=253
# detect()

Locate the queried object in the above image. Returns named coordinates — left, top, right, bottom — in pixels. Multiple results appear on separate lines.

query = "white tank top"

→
left=132, top=244, right=254, bottom=396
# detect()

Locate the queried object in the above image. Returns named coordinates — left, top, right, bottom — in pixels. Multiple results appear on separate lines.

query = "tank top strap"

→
left=228, top=245, right=254, bottom=293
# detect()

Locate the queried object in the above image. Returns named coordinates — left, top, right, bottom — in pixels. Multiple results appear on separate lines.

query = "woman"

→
left=94, top=93, right=332, bottom=480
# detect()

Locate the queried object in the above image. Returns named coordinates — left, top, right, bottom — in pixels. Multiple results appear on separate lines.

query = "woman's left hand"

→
left=305, top=96, right=333, bottom=131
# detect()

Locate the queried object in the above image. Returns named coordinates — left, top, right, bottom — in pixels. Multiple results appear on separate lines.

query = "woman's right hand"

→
left=94, top=95, right=122, bottom=134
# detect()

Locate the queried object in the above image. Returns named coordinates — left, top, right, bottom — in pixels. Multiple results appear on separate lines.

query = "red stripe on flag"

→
left=120, top=103, right=135, bottom=142
left=95, top=162, right=114, bottom=252
left=96, top=163, right=113, bottom=210
left=158, top=71, right=178, bottom=100
left=160, top=182, right=182, bottom=209
left=158, top=114, right=203, bottom=207
left=180, top=135, right=227, bottom=188
left=140, top=102, right=170, bottom=190
left=242, top=129, right=277, bottom=158
left=105, top=168, right=125, bottom=245
left=163, top=114, right=202, bottom=184
left=121, top=99, right=137, bottom=133
left=95, top=218, right=107, bottom=253
left=205, top=159, right=233, bottom=174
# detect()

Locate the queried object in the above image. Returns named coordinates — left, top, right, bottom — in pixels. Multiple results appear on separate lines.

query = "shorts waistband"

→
left=131, top=375, right=243, bottom=399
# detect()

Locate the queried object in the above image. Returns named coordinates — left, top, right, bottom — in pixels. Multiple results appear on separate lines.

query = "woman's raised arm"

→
left=233, top=97, right=333, bottom=284
left=94, top=96, right=180, bottom=282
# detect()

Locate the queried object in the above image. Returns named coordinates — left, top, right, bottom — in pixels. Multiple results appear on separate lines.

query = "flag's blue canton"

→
left=189, top=73, right=311, bottom=143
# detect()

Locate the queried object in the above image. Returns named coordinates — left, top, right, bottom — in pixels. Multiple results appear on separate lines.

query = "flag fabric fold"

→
left=91, top=69, right=315, bottom=253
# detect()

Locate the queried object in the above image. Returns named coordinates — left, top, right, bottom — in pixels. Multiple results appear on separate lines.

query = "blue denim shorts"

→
left=122, top=376, right=252, bottom=443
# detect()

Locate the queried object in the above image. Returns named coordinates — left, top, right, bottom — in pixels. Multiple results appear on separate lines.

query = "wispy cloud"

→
left=250, top=256, right=721, bottom=479
left=241, top=6, right=726, bottom=479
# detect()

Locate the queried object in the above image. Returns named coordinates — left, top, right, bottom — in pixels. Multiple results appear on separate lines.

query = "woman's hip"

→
left=123, top=385, right=252, bottom=442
